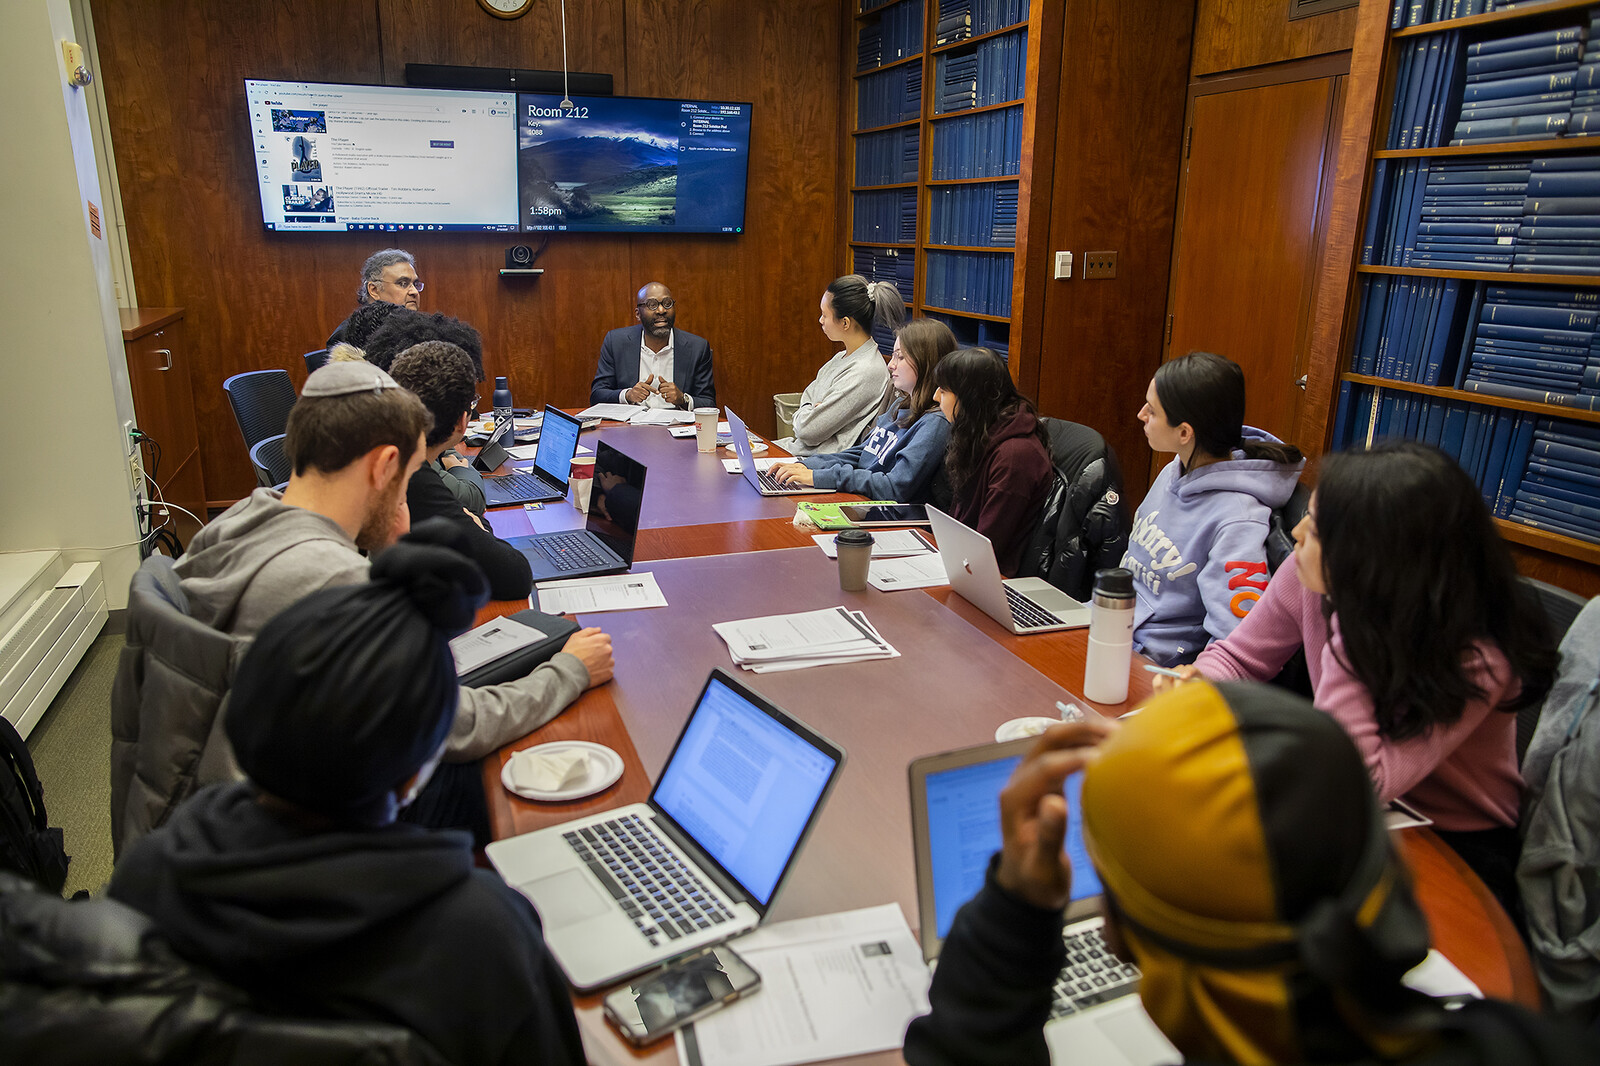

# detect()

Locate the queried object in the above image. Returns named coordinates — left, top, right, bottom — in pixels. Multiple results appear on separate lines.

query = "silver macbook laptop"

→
left=726, top=407, right=830, bottom=495
left=477, top=405, right=581, bottom=507
left=487, top=669, right=846, bottom=992
left=505, top=439, right=644, bottom=582
left=926, top=505, right=1090, bottom=633
left=909, top=740, right=1178, bottom=1066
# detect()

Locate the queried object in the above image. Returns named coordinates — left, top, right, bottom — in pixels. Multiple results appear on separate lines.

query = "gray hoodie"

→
left=175, top=489, right=588, bottom=760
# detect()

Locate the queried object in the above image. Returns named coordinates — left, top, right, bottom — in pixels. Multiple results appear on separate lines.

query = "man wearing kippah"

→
left=165, top=363, right=612, bottom=833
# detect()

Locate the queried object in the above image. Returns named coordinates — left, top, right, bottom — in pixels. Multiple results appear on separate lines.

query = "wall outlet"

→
left=125, top=420, right=147, bottom=521
left=1083, top=251, right=1118, bottom=279
left=1054, top=251, right=1073, bottom=280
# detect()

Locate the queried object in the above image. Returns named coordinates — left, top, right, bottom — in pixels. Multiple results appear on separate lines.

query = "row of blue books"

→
left=936, top=0, right=1028, bottom=43
left=1515, top=155, right=1600, bottom=272
left=926, top=311, right=1011, bottom=358
left=927, top=181, right=1018, bottom=247
left=932, top=30, right=1026, bottom=114
left=1460, top=284, right=1600, bottom=410
left=1572, top=15, right=1600, bottom=132
left=1451, top=24, right=1590, bottom=146
left=1331, top=382, right=1546, bottom=526
left=1511, top=419, right=1600, bottom=542
left=856, top=126, right=920, bottom=186
left=857, top=62, right=922, bottom=129
left=852, top=247, right=916, bottom=305
left=1388, top=0, right=1486, bottom=26
left=929, top=104, right=1023, bottom=179
left=925, top=249, right=1013, bottom=317
left=858, top=0, right=922, bottom=71
left=1388, top=31, right=1464, bottom=149
left=1350, top=276, right=1600, bottom=409
left=852, top=188, right=918, bottom=244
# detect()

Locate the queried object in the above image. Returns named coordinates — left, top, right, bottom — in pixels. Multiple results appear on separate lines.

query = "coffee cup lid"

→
left=835, top=528, right=874, bottom=545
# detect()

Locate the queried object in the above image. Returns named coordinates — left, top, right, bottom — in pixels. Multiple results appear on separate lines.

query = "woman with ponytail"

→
left=111, top=525, right=585, bottom=1066
left=1124, top=351, right=1305, bottom=666
left=775, top=274, right=907, bottom=456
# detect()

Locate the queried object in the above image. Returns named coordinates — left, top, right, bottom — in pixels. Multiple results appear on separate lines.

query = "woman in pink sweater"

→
left=1163, top=441, right=1557, bottom=917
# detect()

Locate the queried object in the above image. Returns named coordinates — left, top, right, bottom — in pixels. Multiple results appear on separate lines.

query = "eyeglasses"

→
left=637, top=298, right=675, bottom=312
left=391, top=277, right=424, bottom=292
left=468, top=396, right=480, bottom=417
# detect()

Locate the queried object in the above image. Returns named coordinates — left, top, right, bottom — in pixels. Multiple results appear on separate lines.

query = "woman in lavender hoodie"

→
left=1124, top=352, right=1305, bottom=666
left=1160, top=441, right=1558, bottom=918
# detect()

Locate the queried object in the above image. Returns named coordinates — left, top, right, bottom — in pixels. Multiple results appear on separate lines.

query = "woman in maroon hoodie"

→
left=932, top=347, right=1053, bottom=576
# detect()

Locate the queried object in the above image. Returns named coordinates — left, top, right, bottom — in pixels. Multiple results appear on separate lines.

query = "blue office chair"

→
left=303, top=348, right=330, bottom=374
left=222, top=370, right=296, bottom=456
left=248, top=434, right=292, bottom=490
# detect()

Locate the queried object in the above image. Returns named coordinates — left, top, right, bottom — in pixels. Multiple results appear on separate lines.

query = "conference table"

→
left=473, top=420, right=1538, bottom=1065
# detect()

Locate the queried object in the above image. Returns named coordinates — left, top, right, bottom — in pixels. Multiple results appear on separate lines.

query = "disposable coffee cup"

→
left=569, top=457, right=595, bottom=513
left=835, top=528, right=875, bottom=592
left=694, top=407, right=719, bottom=453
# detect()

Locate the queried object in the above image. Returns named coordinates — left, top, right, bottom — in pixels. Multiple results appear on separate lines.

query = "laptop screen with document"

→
left=924, top=750, right=1102, bottom=942
left=652, top=674, right=842, bottom=907
left=534, top=405, right=582, bottom=483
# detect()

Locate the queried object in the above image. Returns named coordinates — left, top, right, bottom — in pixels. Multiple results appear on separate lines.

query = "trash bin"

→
left=773, top=392, right=802, bottom=439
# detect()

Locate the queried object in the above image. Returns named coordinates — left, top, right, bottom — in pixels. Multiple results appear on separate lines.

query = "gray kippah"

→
left=302, top=361, right=400, bottom=398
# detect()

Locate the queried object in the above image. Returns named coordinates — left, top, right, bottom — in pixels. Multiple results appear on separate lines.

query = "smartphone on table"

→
left=602, top=944, right=761, bottom=1046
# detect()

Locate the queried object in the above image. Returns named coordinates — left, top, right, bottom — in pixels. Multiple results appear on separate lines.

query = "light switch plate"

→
left=1054, top=251, right=1072, bottom=280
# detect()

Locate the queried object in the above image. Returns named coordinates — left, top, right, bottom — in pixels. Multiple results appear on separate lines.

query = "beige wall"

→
left=0, top=0, right=141, bottom=607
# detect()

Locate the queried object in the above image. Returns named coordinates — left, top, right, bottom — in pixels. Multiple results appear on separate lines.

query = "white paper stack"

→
left=812, top=529, right=935, bottom=559
left=629, top=407, right=697, bottom=426
left=712, top=606, right=899, bottom=673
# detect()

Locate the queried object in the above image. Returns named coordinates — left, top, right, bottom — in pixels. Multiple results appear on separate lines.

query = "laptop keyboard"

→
left=533, top=532, right=608, bottom=571
left=563, top=814, right=735, bottom=947
left=755, top=469, right=791, bottom=492
left=1005, top=584, right=1064, bottom=630
left=1049, top=924, right=1141, bottom=1018
left=486, top=470, right=556, bottom=498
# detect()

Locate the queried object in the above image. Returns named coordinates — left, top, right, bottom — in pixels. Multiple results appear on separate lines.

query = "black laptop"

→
left=506, top=440, right=648, bottom=582
left=475, top=405, right=582, bottom=507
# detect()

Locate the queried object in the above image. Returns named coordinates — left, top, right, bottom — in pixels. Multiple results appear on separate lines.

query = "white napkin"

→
left=512, top=749, right=591, bottom=792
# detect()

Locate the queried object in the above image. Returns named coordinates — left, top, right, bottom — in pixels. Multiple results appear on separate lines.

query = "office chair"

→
left=223, top=370, right=297, bottom=456
left=303, top=348, right=330, bottom=374
left=249, top=434, right=292, bottom=490
left=1021, top=418, right=1129, bottom=602
left=1516, top=576, right=1591, bottom=763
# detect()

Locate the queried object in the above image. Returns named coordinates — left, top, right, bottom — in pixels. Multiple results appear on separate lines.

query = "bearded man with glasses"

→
left=590, top=281, right=717, bottom=410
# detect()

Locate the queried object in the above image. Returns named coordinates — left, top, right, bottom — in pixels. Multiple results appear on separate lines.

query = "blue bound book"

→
left=1454, top=284, right=1486, bottom=389
left=1355, top=276, right=1390, bottom=375
left=1459, top=96, right=1578, bottom=120
left=1527, top=459, right=1600, bottom=490
left=1536, top=422, right=1600, bottom=446
left=1441, top=402, right=1470, bottom=458
left=1463, top=382, right=1600, bottom=409
left=1479, top=303, right=1599, bottom=328
left=1531, top=437, right=1600, bottom=463
left=1462, top=72, right=1577, bottom=103
left=1496, top=414, right=1539, bottom=517
left=1481, top=413, right=1516, bottom=504
left=1424, top=280, right=1464, bottom=384
left=1468, top=28, right=1585, bottom=57
left=1485, top=285, right=1600, bottom=304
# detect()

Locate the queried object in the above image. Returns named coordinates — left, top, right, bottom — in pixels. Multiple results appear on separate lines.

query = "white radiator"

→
left=0, top=552, right=108, bottom=738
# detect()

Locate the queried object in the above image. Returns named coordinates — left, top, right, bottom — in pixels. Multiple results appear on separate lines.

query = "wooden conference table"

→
left=473, top=421, right=1538, bottom=1065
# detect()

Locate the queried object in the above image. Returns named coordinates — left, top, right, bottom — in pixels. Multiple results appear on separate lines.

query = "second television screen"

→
left=517, top=93, right=752, bottom=234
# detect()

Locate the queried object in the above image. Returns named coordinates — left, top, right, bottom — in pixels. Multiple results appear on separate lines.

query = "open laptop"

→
left=487, top=669, right=846, bottom=992
left=726, top=407, right=830, bottom=496
left=504, top=439, right=645, bottom=582
left=910, top=739, right=1179, bottom=1066
left=926, top=505, right=1090, bottom=633
left=475, top=405, right=582, bottom=507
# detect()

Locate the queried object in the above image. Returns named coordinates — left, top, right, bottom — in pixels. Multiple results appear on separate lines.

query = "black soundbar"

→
left=404, top=63, right=613, bottom=96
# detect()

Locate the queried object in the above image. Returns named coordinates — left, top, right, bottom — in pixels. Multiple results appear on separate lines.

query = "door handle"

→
left=1296, top=374, right=1307, bottom=390
left=154, top=348, right=172, bottom=370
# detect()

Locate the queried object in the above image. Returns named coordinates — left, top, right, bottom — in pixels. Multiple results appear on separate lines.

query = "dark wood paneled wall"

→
left=1025, top=0, right=1194, bottom=498
left=92, top=0, right=844, bottom=504
left=1191, top=0, right=1357, bottom=77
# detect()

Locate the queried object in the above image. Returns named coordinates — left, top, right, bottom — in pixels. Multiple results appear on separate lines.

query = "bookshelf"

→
left=847, top=0, right=1042, bottom=360
left=1319, top=0, right=1600, bottom=573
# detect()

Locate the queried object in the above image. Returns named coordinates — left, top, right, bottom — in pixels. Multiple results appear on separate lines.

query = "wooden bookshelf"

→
left=845, top=0, right=1048, bottom=342
left=1341, top=372, right=1600, bottom=425
left=1299, top=0, right=1600, bottom=579
left=853, top=52, right=923, bottom=77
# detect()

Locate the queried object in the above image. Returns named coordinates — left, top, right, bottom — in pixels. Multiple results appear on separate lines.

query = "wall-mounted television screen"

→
left=244, top=80, right=752, bottom=235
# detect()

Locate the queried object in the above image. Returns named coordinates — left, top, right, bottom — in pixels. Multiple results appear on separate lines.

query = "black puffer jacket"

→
left=1018, top=418, right=1129, bottom=602
left=0, top=872, right=448, bottom=1065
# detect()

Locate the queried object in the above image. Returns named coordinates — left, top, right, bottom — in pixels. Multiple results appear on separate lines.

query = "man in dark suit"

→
left=590, top=282, right=716, bottom=410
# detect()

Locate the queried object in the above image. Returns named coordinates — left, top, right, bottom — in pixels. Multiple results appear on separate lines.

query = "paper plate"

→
left=993, top=716, right=1061, bottom=743
left=501, top=741, right=624, bottom=802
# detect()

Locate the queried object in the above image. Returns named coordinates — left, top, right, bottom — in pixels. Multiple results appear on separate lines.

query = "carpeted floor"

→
left=25, top=629, right=122, bottom=897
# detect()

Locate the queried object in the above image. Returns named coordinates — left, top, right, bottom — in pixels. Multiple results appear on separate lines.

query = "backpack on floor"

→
left=0, top=716, right=69, bottom=895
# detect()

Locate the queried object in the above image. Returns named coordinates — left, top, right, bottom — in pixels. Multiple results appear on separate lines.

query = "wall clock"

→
left=479, top=0, right=534, bottom=19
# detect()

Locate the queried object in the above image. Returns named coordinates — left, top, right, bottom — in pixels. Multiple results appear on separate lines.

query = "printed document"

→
left=448, top=616, right=548, bottom=676
left=813, top=529, right=935, bottom=559
left=722, top=457, right=780, bottom=474
left=676, top=903, right=931, bottom=1066
left=577, top=402, right=644, bottom=421
left=868, top=553, right=950, bottom=591
left=535, top=572, right=668, bottom=614
left=631, top=407, right=698, bottom=426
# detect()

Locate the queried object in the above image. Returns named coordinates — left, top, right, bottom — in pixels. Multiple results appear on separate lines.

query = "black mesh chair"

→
left=303, top=348, right=330, bottom=374
left=249, top=434, right=292, bottom=490
left=223, top=370, right=297, bottom=455
left=1019, top=418, right=1129, bottom=602
left=1517, top=576, right=1591, bottom=763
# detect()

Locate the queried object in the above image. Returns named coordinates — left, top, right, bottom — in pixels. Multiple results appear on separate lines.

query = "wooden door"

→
left=1166, top=71, right=1344, bottom=455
